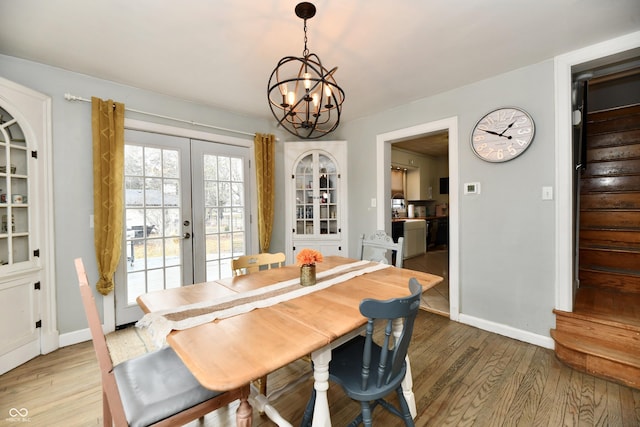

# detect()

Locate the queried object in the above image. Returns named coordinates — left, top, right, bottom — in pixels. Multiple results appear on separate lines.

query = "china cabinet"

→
left=0, top=77, right=54, bottom=375
left=0, top=109, right=30, bottom=265
left=284, top=140, right=347, bottom=264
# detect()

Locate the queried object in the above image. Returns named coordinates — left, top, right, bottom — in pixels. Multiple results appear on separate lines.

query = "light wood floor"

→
left=2, top=311, right=638, bottom=426
left=404, top=248, right=450, bottom=317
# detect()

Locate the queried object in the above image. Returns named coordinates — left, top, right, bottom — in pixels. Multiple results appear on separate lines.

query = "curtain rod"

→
left=64, top=93, right=256, bottom=138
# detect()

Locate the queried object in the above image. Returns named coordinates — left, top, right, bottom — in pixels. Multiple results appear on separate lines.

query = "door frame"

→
left=553, top=30, right=640, bottom=312
left=376, top=116, right=460, bottom=321
left=102, top=118, right=257, bottom=332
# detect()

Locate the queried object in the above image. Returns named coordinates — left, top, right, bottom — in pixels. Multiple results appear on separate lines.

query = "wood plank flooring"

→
left=1, top=311, right=638, bottom=426
left=404, top=249, right=450, bottom=316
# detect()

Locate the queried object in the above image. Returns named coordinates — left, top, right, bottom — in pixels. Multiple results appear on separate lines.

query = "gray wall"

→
left=0, top=54, right=282, bottom=333
left=0, top=52, right=557, bottom=340
left=341, top=60, right=556, bottom=337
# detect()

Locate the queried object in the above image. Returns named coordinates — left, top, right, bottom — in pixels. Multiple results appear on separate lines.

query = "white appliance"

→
left=403, top=219, right=426, bottom=259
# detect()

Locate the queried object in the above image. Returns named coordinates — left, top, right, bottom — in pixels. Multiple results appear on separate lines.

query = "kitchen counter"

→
left=392, top=216, right=449, bottom=249
left=392, top=216, right=447, bottom=222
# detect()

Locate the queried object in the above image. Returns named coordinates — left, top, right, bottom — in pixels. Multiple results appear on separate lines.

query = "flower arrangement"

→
left=296, top=248, right=323, bottom=266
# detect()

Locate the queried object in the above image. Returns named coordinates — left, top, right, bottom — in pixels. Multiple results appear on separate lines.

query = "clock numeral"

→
left=508, top=145, right=517, bottom=155
left=473, top=135, right=486, bottom=142
left=497, top=149, right=504, bottom=160
left=516, top=116, right=528, bottom=126
left=477, top=124, right=489, bottom=131
left=516, top=138, right=528, bottom=146
left=517, top=128, right=531, bottom=135
left=498, top=110, right=516, bottom=122
left=476, top=143, right=488, bottom=151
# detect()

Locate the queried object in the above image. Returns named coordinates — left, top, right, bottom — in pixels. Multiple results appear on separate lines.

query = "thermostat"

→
left=464, top=182, right=480, bottom=195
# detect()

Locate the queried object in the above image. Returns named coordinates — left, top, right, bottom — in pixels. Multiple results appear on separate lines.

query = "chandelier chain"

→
left=303, top=20, right=309, bottom=57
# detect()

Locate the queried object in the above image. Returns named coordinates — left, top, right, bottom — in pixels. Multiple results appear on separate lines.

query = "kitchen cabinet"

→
left=403, top=219, right=426, bottom=259
left=284, top=141, right=347, bottom=264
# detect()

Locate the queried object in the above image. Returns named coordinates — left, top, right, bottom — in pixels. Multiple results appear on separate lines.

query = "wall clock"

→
left=471, top=107, right=535, bottom=162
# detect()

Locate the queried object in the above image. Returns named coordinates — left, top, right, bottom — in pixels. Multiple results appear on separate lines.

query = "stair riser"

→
left=583, top=159, right=640, bottom=176
left=555, top=315, right=640, bottom=353
left=579, top=229, right=640, bottom=249
left=579, top=211, right=640, bottom=229
left=579, top=269, right=640, bottom=294
left=580, top=193, right=640, bottom=210
left=588, top=128, right=640, bottom=149
left=579, top=248, right=640, bottom=272
left=580, top=175, right=640, bottom=192
left=554, top=342, right=640, bottom=389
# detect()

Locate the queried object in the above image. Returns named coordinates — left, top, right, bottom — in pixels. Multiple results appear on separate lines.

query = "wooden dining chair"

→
left=74, top=258, right=252, bottom=427
left=231, top=252, right=286, bottom=276
left=231, top=252, right=286, bottom=397
left=301, top=277, right=423, bottom=427
left=358, top=230, right=404, bottom=267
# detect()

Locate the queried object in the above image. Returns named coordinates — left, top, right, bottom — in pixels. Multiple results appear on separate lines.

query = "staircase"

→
left=551, top=103, right=640, bottom=389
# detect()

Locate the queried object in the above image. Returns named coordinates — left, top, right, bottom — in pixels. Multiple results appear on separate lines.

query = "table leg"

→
left=236, top=396, right=253, bottom=427
left=401, top=356, right=417, bottom=418
left=393, top=319, right=417, bottom=418
left=311, top=346, right=332, bottom=427
left=248, top=384, right=292, bottom=427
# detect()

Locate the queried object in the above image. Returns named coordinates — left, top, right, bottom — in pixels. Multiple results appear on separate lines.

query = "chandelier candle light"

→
left=267, top=2, right=345, bottom=139
left=297, top=248, right=323, bottom=286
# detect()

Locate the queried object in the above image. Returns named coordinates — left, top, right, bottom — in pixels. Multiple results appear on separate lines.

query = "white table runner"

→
left=136, top=260, right=390, bottom=347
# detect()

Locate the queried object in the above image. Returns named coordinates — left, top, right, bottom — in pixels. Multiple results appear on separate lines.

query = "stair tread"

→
left=554, top=308, right=640, bottom=330
left=554, top=287, right=640, bottom=327
left=551, top=329, right=640, bottom=367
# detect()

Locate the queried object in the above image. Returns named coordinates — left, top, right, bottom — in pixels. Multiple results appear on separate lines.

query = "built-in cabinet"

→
left=284, top=141, right=347, bottom=264
left=1, top=113, right=30, bottom=265
left=0, top=77, right=54, bottom=375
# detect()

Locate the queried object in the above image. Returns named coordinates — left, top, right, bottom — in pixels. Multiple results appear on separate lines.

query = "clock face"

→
left=471, top=107, right=535, bottom=163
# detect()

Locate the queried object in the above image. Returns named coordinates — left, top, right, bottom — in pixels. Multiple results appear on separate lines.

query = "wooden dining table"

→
left=137, top=256, right=443, bottom=427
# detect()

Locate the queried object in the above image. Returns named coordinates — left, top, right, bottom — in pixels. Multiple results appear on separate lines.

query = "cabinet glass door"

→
left=0, top=107, right=29, bottom=266
left=295, top=154, right=314, bottom=235
left=293, top=151, right=339, bottom=236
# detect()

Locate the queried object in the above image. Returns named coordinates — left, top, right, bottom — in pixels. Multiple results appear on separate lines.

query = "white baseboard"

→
left=40, top=330, right=60, bottom=354
left=458, top=314, right=555, bottom=350
left=58, top=327, right=92, bottom=348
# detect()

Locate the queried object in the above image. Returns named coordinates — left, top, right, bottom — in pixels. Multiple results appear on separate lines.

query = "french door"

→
left=115, top=130, right=251, bottom=325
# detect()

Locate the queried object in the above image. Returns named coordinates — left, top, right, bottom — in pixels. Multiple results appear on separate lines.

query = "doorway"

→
left=376, top=117, right=460, bottom=321
left=554, top=34, right=640, bottom=312
left=391, top=132, right=450, bottom=316
left=115, top=128, right=252, bottom=326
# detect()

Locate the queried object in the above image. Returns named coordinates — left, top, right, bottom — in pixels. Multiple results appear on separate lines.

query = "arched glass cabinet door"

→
left=0, top=106, right=30, bottom=266
left=293, top=151, right=339, bottom=236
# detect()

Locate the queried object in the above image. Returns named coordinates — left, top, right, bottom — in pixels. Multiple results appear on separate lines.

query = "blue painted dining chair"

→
left=301, top=277, right=423, bottom=427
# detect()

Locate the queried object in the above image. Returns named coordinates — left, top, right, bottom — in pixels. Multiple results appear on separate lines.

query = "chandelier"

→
left=267, top=2, right=345, bottom=139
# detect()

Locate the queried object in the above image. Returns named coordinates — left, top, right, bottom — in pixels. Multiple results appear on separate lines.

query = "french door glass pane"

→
left=124, top=145, right=183, bottom=304
left=203, top=153, right=245, bottom=281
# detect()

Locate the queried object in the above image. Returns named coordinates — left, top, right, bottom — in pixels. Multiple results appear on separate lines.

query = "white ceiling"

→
left=0, top=1, right=638, bottom=124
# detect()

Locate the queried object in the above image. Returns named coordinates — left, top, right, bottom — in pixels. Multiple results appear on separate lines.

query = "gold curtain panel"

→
left=254, top=133, right=276, bottom=252
left=92, top=97, right=125, bottom=295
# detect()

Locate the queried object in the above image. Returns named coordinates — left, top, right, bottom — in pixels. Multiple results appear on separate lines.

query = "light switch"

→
left=371, top=198, right=377, bottom=208
left=542, top=186, right=553, bottom=200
